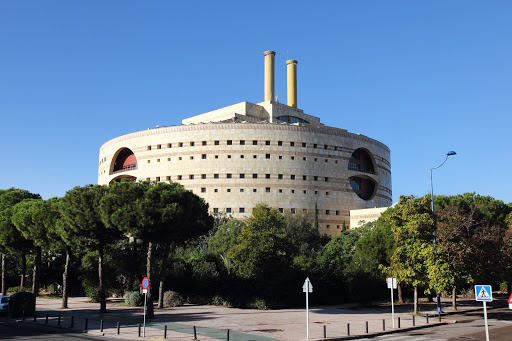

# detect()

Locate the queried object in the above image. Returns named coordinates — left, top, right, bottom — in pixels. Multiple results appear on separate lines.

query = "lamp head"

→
left=447, top=151, right=456, bottom=156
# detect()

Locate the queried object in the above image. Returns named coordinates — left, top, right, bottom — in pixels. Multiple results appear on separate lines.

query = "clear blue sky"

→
left=1, top=1, right=510, bottom=204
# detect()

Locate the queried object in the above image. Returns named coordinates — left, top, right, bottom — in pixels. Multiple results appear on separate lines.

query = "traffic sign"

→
left=303, top=277, right=313, bottom=293
left=475, top=285, right=492, bottom=302
left=387, top=278, right=397, bottom=289
left=142, top=277, right=149, bottom=289
left=508, top=293, right=512, bottom=309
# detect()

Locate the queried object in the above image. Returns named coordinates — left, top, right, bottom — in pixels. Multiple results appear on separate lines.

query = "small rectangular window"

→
left=167, top=143, right=172, bottom=148
left=226, top=208, right=232, bottom=213
left=325, top=177, right=329, bottom=182
left=290, top=142, right=295, bottom=147
left=279, top=155, right=283, bottom=160
left=265, top=154, right=270, bottom=159
left=326, top=210, right=330, bottom=215
left=201, top=174, right=206, bottom=179
left=167, top=158, right=171, bottom=161
left=227, top=155, right=231, bottom=158
left=253, top=174, right=258, bottom=179
left=147, top=160, right=151, bottom=163
left=278, top=141, right=282, bottom=146
left=214, top=189, right=218, bottom=192
left=215, top=140, right=219, bottom=145
left=291, top=156, right=295, bottom=160
left=253, top=155, right=257, bottom=159
left=314, top=158, right=317, bottom=162
left=179, top=156, right=182, bottom=160
left=148, top=146, right=152, bottom=150
left=266, top=174, right=271, bottom=179
left=326, top=224, right=330, bottom=229
left=202, top=141, right=207, bottom=146
left=227, top=189, right=231, bottom=192
left=303, top=190, right=307, bottom=194
left=227, top=174, right=232, bottom=178
left=213, top=208, right=219, bottom=213
left=179, top=142, right=183, bottom=147
left=278, top=174, right=283, bottom=179
left=189, top=175, right=194, bottom=180
left=240, top=155, right=244, bottom=159
left=166, top=176, right=171, bottom=181
left=157, top=144, right=161, bottom=149
left=324, top=145, right=328, bottom=149
left=253, top=189, right=257, bottom=192
left=266, top=187, right=270, bottom=192
left=201, top=188, right=206, bottom=192
left=336, top=210, right=340, bottom=215
left=227, top=140, right=232, bottom=145
left=190, top=142, right=195, bottom=146
left=279, top=208, right=283, bottom=213
left=214, top=174, right=219, bottom=179
left=314, top=176, right=318, bottom=181
left=202, top=154, right=207, bottom=159
left=253, top=140, right=258, bottom=145
left=302, top=142, right=306, bottom=147
left=291, top=175, right=295, bottom=180
left=156, top=177, right=160, bottom=181
left=157, top=159, right=160, bottom=162
left=279, top=189, right=283, bottom=193
left=266, top=140, right=270, bottom=145
left=291, top=208, right=295, bottom=214
left=314, top=144, right=317, bottom=148
left=325, top=159, right=328, bottom=163
left=190, top=156, right=194, bottom=160
left=240, top=174, right=245, bottom=179
left=240, top=188, right=244, bottom=192
left=303, top=157, right=306, bottom=161
left=240, top=140, right=245, bottom=145
left=303, top=175, right=307, bottom=180
left=239, top=208, right=245, bottom=213
left=326, top=191, right=329, bottom=195
left=215, top=155, right=219, bottom=159
left=178, top=175, right=182, bottom=180
left=291, top=189, right=295, bottom=193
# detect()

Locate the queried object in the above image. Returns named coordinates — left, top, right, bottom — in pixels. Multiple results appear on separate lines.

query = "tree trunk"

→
left=32, top=246, right=41, bottom=296
left=62, top=246, right=71, bottom=308
left=158, top=243, right=171, bottom=309
left=98, top=245, right=106, bottom=313
left=146, top=241, right=155, bottom=318
left=129, top=238, right=138, bottom=291
left=20, top=252, right=26, bottom=287
left=398, top=282, right=404, bottom=304
left=1, top=254, right=6, bottom=296
left=413, top=286, right=418, bottom=314
left=452, top=286, right=457, bottom=310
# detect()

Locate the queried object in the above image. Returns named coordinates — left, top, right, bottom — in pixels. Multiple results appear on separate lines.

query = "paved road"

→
left=0, top=321, right=103, bottom=340
left=355, top=307, right=512, bottom=341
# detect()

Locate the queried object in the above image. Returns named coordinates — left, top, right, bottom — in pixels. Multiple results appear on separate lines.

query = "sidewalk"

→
left=3, top=294, right=508, bottom=340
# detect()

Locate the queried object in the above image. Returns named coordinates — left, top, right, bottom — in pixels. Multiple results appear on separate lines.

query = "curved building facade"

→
left=98, top=52, right=392, bottom=236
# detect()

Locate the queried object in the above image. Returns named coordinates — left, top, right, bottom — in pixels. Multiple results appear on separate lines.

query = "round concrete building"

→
left=98, top=51, right=392, bottom=236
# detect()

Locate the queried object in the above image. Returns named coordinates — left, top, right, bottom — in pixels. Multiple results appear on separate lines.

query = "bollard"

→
left=100, top=320, right=103, bottom=332
left=164, top=325, right=167, bottom=339
left=426, top=313, right=429, bottom=324
left=347, top=323, right=350, bottom=336
left=413, top=315, right=415, bottom=326
left=438, top=312, right=441, bottom=322
left=85, top=318, right=88, bottom=331
left=46, top=314, right=49, bottom=324
left=117, top=322, right=120, bottom=334
left=58, top=315, right=61, bottom=326
left=71, top=316, right=74, bottom=328
left=398, top=316, right=401, bottom=328
left=33, top=311, right=37, bottom=322
left=383, top=319, right=385, bottom=331
left=227, top=329, right=230, bottom=341
left=323, top=325, right=326, bottom=338
left=193, top=326, right=197, bottom=339
left=138, top=324, right=141, bottom=337
left=366, top=321, right=369, bottom=333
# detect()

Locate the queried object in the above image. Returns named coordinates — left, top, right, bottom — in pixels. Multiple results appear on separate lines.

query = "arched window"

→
left=349, top=176, right=376, bottom=201
left=112, top=148, right=137, bottom=173
left=348, top=148, right=375, bottom=174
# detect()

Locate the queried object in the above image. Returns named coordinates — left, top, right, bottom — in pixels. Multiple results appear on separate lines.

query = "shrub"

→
left=163, top=291, right=184, bottom=307
left=250, top=298, right=267, bottom=310
left=124, top=291, right=143, bottom=306
left=7, top=286, right=30, bottom=294
left=111, top=288, right=125, bottom=298
left=46, top=283, right=61, bottom=295
left=460, top=287, right=474, bottom=298
left=211, top=295, right=224, bottom=306
left=84, top=287, right=100, bottom=303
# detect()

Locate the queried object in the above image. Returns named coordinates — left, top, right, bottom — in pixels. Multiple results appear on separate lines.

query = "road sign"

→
left=387, top=278, right=397, bottom=328
left=142, top=277, right=149, bottom=289
left=508, top=293, right=512, bottom=309
left=387, top=278, right=397, bottom=289
left=475, top=285, right=492, bottom=302
left=303, top=277, right=313, bottom=293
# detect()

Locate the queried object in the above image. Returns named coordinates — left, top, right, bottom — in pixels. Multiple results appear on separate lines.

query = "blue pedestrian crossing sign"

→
left=475, top=285, right=492, bottom=302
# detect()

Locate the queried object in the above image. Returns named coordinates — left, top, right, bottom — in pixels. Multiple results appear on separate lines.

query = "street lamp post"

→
left=430, top=150, right=456, bottom=314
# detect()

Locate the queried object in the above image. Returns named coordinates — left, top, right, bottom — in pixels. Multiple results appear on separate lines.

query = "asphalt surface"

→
left=0, top=294, right=510, bottom=340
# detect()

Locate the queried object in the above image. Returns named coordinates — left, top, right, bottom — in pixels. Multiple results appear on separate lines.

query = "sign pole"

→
left=483, top=301, right=489, bottom=341
left=143, top=292, right=147, bottom=337
left=391, top=282, right=395, bottom=328
left=306, top=282, right=309, bottom=339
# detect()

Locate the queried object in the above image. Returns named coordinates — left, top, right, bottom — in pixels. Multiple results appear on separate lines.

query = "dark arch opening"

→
left=109, top=175, right=137, bottom=185
left=348, top=148, right=375, bottom=174
left=349, top=176, right=376, bottom=201
left=113, top=148, right=137, bottom=173
left=277, top=115, right=309, bottom=124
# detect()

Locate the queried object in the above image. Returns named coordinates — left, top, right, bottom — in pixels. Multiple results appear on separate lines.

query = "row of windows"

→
left=147, top=140, right=343, bottom=151
left=150, top=174, right=330, bottom=181
left=146, top=155, right=339, bottom=163
left=211, top=207, right=341, bottom=216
